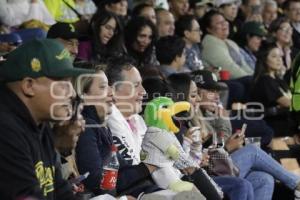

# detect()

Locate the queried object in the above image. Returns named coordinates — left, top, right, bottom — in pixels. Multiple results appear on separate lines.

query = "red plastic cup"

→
left=219, top=70, right=230, bottom=81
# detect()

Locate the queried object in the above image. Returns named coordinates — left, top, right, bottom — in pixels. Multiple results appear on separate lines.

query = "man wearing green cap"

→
left=0, top=39, right=93, bottom=200
left=47, top=22, right=83, bottom=63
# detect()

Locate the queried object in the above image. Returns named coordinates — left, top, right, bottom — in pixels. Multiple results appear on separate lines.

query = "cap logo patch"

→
left=260, top=26, right=266, bottom=32
left=31, top=58, right=41, bottom=72
left=234, top=26, right=237, bottom=33
left=69, top=24, right=75, bottom=32
left=194, top=75, right=205, bottom=84
left=212, top=73, right=218, bottom=82
left=56, top=49, right=71, bottom=60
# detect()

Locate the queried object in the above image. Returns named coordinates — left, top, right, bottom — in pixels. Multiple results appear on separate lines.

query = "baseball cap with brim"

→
left=47, top=22, right=84, bottom=40
left=0, top=39, right=94, bottom=82
left=241, top=21, right=267, bottom=37
left=191, top=70, right=227, bottom=91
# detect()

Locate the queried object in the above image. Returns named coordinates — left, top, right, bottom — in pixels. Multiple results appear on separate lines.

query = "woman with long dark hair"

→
left=268, top=17, right=298, bottom=82
left=124, top=16, right=158, bottom=69
left=251, top=41, right=293, bottom=136
left=167, top=73, right=255, bottom=200
left=77, top=9, right=125, bottom=62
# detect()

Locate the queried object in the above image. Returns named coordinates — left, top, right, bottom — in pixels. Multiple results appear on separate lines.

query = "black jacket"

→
left=0, top=85, right=76, bottom=200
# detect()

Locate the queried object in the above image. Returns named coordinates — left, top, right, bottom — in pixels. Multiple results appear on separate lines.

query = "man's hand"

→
left=144, top=163, right=157, bottom=174
left=225, top=131, right=244, bottom=153
left=0, top=43, right=16, bottom=53
left=53, top=116, right=85, bottom=154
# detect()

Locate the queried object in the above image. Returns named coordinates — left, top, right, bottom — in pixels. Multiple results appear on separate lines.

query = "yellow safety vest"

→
left=291, top=53, right=300, bottom=112
left=44, top=0, right=79, bottom=23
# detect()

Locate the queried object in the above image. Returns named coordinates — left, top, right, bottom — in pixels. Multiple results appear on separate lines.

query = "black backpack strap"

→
left=62, top=0, right=82, bottom=18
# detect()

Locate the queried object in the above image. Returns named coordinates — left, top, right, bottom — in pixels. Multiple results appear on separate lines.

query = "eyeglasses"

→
left=289, top=7, right=300, bottom=12
left=214, top=20, right=228, bottom=27
left=279, top=27, right=292, bottom=33
left=103, top=24, right=117, bottom=34
left=190, top=29, right=201, bottom=32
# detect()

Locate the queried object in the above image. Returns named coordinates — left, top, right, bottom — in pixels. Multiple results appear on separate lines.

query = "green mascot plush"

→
left=142, top=97, right=198, bottom=192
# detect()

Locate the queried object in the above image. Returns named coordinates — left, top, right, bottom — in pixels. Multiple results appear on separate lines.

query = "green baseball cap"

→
left=0, top=39, right=94, bottom=82
left=241, top=21, right=267, bottom=37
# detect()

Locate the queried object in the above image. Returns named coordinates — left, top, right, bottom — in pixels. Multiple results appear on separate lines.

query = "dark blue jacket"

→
left=76, top=106, right=159, bottom=197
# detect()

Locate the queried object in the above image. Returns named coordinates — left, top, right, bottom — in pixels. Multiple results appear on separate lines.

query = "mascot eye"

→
left=161, top=105, right=169, bottom=109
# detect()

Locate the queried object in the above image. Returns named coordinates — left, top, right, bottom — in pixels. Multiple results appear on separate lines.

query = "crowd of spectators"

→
left=1, top=0, right=300, bottom=199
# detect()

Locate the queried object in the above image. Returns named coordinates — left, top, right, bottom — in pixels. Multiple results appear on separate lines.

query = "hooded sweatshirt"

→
left=0, top=85, right=76, bottom=200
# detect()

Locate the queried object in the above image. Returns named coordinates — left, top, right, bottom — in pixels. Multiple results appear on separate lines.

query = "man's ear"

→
left=105, top=4, right=112, bottom=12
left=218, top=7, right=222, bottom=13
left=246, top=34, right=251, bottom=41
left=240, top=4, right=247, bottom=13
left=168, top=1, right=173, bottom=10
left=174, top=54, right=181, bottom=64
left=20, top=78, right=35, bottom=97
left=206, top=26, right=213, bottom=34
left=184, top=30, right=190, bottom=39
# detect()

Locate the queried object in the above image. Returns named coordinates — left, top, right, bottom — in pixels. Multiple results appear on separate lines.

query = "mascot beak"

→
left=158, top=102, right=191, bottom=133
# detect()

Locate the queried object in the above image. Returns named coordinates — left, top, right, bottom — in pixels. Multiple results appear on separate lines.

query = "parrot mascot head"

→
left=144, top=97, right=191, bottom=133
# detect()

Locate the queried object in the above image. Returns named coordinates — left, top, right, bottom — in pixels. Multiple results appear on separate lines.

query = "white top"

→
left=75, top=0, right=97, bottom=16
left=0, top=0, right=55, bottom=27
left=107, top=104, right=147, bottom=165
